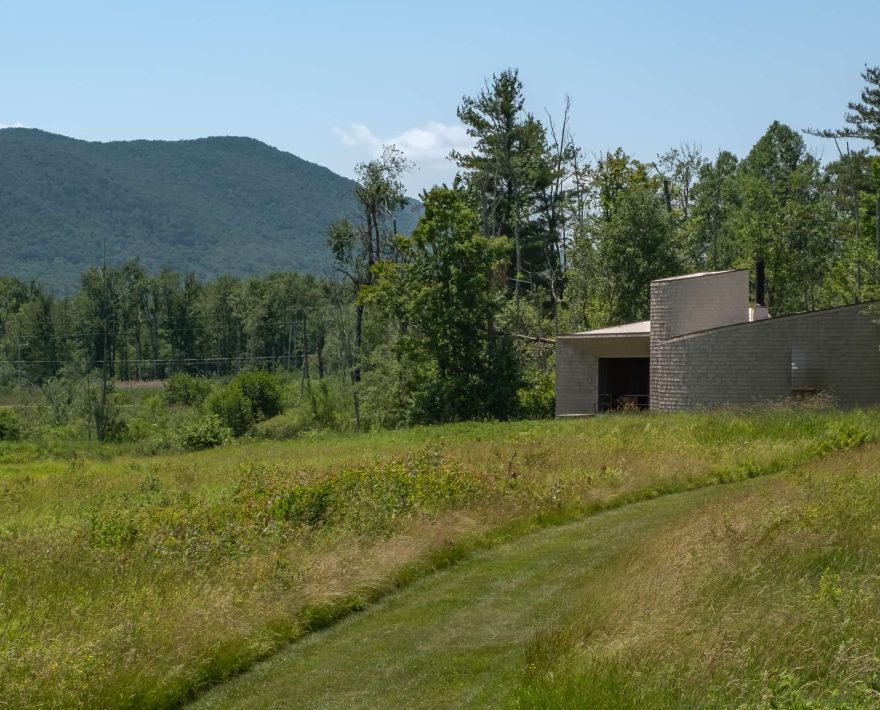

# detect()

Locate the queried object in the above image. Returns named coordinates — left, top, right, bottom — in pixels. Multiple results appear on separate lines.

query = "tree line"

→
left=1, top=64, right=879, bottom=434
left=0, top=266, right=343, bottom=385
left=327, top=64, right=880, bottom=425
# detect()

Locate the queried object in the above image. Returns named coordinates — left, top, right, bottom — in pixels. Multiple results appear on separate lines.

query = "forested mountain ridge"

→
left=0, top=128, right=420, bottom=292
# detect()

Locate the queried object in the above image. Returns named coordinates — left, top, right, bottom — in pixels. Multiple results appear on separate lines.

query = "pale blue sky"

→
left=2, top=0, right=877, bottom=194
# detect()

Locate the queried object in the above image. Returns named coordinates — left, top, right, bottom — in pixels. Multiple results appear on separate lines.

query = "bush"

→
left=0, top=408, right=23, bottom=441
left=232, top=369, right=284, bottom=421
left=92, top=391, right=129, bottom=443
left=181, top=414, right=231, bottom=450
left=207, top=386, right=254, bottom=437
left=252, top=411, right=310, bottom=440
left=307, top=380, right=345, bottom=430
left=40, top=376, right=78, bottom=425
left=517, top=370, right=556, bottom=419
left=163, top=373, right=212, bottom=407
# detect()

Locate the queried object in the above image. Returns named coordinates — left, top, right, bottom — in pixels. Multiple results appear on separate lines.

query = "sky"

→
left=2, top=0, right=878, bottom=195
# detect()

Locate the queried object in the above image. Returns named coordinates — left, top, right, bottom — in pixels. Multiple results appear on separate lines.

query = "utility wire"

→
left=0, top=355, right=307, bottom=366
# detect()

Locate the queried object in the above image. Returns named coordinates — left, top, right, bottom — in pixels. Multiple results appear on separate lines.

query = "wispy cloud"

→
left=0, top=122, right=27, bottom=129
left=334, top=121, right=474, bottom=167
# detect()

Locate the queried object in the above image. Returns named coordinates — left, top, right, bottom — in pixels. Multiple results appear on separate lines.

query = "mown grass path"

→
left=192, top=481, right=748, bottom=709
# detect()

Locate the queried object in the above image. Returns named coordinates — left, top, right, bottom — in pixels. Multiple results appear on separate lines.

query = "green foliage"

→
left=231, top=369, right=284, bottom=421
left=359, top=343, right=427, bottom=429
left=39, top=375, right=79, bottom=425
left=0, top=128, right=419, bottom=293
left=250, top=449, right=482, bottom=535
left=86, top=382, right=129, bottom=443
left=811, top=421, right=869, bottom=455
left=734, top=122, right=835, bottom=314
left=89, top=510, right=138, bottom=550
left=0, top=408, right=23, bottom=440
left=207, top=385, right=254, bottom=437
left=517, top=368, right=556, bottom=419
left=306, top=379, right=345, bottom=431
left=181, top=414, right=232, bottom=450
left=811, top=65, right=880, bottom=152
left=367, top=187, right=521, bottom=422
left=570, top=149, right=681, bottom=328
left=251, top=411, right=308, bottom=440
left=452, top=68, right=573, bottom=322
left=164, top=373, right=212, bottom=407
left=251, top=379, right=352, bottom=440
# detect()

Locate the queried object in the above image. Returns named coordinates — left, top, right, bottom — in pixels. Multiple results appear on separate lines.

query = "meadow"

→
left=0, top=404, right=877, bottom=707
left=516, top=442, right=880, bottom=708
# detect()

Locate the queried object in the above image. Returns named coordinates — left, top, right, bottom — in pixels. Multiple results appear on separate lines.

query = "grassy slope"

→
left=0, top=410, right=876, bottom=707
left=192, top=483, right=736, bottom=709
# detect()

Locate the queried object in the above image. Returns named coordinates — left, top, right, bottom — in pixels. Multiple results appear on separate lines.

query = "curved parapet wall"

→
left=650, top=270, right=750, bottom=342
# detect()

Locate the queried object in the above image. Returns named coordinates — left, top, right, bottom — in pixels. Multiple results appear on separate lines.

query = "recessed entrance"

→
left=597, top=357, right=650, bottom=411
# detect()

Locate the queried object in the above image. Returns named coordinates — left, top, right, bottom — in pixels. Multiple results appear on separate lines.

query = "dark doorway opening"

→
left=597, top=358, right=650, bottom=411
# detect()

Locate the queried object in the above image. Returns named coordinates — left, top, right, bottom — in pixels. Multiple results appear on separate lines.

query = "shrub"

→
left=0, top=408, right=23, bottom=440
left=93, top=393, right=129, bottom=442
left=89, top=511, right=138, bottom=549
left=163, top=373, right=212, bottom=407
left=307, top=380, right=344, bottom=430
left=207, top=386, right=254, bottom=437
left=252, top=411, right=310, bottom=440
left=40, top=376, right=78, bottom=425
left=517, top=370, right=556, bottom=419
left=182, top=414, right=231, bottom=450
left=232, top=369, right=284, bottom=421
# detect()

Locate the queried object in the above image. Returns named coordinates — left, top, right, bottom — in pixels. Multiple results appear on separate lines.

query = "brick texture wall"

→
left=555, top=338, right=599, bottom=415
left=650, top=270, right=751, bottom=411
left=651, top=302, right=880, bottom=411
left=650, top=270, right=750, bottom=342
left=556, top=269, right=880, bottom=415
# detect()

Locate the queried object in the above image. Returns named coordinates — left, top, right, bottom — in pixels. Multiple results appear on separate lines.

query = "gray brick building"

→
left=556, top=269, right=880, bottom=414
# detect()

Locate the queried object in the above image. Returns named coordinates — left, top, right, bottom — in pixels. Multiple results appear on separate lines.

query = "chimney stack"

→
left=756, top=258, right=766, bottom=307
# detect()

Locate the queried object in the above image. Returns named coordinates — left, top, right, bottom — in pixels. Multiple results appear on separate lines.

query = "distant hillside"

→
left=0, top=129, right=421, bottom=292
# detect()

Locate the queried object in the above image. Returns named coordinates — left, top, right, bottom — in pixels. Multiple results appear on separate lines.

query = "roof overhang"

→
left=557, top=320, right=650, bottom=358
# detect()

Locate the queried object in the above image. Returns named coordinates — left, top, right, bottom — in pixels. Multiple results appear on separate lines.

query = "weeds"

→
left=515, top=443, right=880, bottom=709
left=0, top=407, right=877, bottom=707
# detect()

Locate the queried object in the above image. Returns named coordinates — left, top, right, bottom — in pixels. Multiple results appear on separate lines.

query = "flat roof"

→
left=652, top=269, right=746, bottom=283
left=569, top=320, right=651, bottom=337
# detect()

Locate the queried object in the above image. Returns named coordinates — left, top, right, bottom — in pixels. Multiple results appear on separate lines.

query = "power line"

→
left=0, top=355, right=309, bottom=366
left=32, top=317, right=327, bottom=340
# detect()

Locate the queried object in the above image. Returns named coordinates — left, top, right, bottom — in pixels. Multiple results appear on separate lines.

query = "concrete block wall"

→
left=555, top=337, right=599, bottom=415
left=650, top=270, right=750, bottom=342
left=650, top=270, right=751, bottom=411
left=651, top=302, right=880, bottom=411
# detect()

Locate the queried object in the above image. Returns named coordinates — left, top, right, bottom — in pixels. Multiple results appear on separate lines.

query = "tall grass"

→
left=515, top=443, right=880, bottom=709
left=0, top=407, right=876, bottom=707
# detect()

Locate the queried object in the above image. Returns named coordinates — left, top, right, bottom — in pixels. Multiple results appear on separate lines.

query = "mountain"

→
left=0, top=129, right=421, bottom=292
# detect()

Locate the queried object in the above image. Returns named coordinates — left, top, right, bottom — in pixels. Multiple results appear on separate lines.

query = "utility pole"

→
left=98, top=240, right=110, bottom=442
left=15, top=339, right=28, bottom=389
left=300, top=310, right=309, bottom=396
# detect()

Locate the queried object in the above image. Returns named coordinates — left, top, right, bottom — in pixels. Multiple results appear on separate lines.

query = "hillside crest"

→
left=0, top=128, right=419, bottom=292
